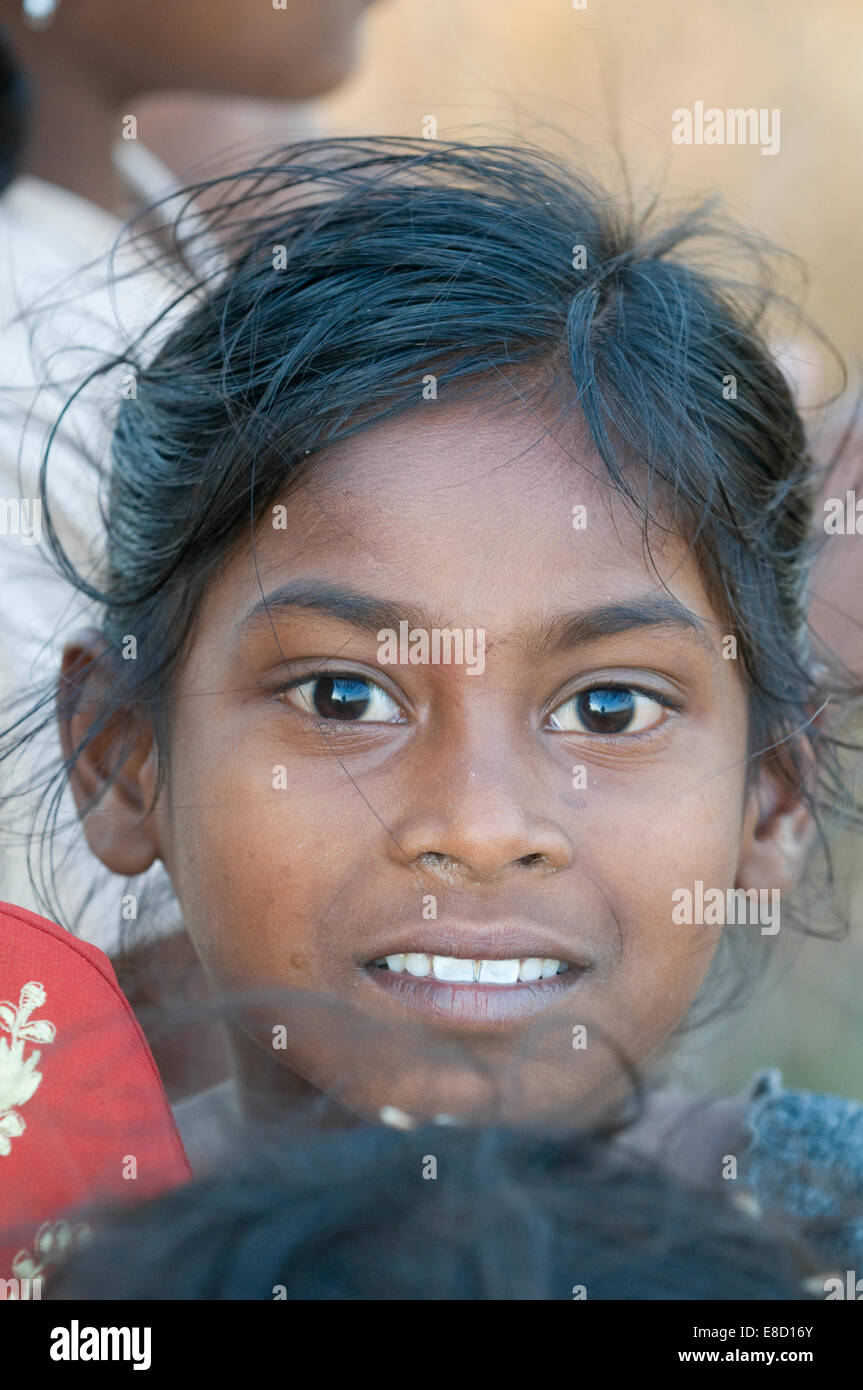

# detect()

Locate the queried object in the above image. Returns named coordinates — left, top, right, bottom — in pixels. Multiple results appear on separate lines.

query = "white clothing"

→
left=0, top=155, right=187, bottom=951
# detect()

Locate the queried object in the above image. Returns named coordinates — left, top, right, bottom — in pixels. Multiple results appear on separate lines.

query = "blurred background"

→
left=145, top=0, right=863, bottom=372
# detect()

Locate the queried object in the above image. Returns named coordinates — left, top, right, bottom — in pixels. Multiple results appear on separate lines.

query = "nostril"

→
left=517, top=853, right=548, bottom=869
left=413, top=852, right=467, bottom=886
left=416, top=851, right=451, bottom=873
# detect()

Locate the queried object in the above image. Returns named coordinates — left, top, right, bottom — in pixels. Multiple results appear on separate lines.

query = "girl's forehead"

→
left=237, top=401, right=717, bottom=628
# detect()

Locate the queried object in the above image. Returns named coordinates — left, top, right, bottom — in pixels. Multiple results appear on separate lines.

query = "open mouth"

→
left=362, top=945, right=586, bottom=1028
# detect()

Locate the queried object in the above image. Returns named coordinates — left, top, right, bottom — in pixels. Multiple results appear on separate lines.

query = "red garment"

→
left=0, top=901, right=190, bottom=1296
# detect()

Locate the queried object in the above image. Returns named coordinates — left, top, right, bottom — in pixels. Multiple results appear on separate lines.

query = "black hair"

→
left=50, top=1120, right=816, bottom=1300
left=1, top=136, right=860, bottom=966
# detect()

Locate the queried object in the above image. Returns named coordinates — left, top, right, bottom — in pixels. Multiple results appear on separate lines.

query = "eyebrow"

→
left=528, top=595, right=714, bottom=658
left=238, top=581, right=715, bottom=656
left=239, top=581, right=428, bottom=639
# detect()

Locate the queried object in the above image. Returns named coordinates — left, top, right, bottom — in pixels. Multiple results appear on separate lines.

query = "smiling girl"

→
left=3, top=137, right=862, bottom=1265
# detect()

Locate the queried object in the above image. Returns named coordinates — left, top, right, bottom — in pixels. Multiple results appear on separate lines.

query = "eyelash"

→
left=276, top=670, right=406, bottom=730
left=276, top=671, right=680, bottom=738
left=547, top=685, right=679, bottom=739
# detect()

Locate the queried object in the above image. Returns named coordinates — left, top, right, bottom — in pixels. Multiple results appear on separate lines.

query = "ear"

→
left=57, top=629, right=163, bottom=877
left=736, top=755, right=816, bottom=895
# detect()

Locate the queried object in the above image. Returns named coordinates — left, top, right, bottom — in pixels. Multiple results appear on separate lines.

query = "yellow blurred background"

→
left=146, top=0, right=862, bottom=369
left=324, top=0, right=862, bottom=366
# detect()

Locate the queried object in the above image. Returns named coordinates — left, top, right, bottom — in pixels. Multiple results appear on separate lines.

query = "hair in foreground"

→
left=50, top=1121, right=815, bottom=1301
left=1, top=135, right=860, bottom=954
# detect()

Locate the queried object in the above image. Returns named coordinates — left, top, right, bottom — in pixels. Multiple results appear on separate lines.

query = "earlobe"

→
left=736, top=765, right=816, bottom=895
left=57, top=630, right=163, bottom=877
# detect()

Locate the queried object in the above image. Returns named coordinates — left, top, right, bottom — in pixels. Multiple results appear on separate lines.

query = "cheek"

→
left=592, top=760, right=746, bottom=1039
left=159, top=729, right=375, bottom=988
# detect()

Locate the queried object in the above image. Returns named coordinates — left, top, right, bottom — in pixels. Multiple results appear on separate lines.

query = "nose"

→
left=387, top=761, right=574, bottom=887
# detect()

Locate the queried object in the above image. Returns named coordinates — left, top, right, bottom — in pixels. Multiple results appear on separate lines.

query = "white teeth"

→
left=433, top=955, right=476, bottom=982
left=518, top=957, right=543, bottom=982
left=381, top=953, right=568, bottom=984
left=477, top=958, right=520, bottom=985
left=404, top=952, right=431, bottom=977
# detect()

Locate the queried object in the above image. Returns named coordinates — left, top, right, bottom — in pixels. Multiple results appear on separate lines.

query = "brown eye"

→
left=548, top=686, right=670, bottom=735
left=284, top=674, right=404, bottom=724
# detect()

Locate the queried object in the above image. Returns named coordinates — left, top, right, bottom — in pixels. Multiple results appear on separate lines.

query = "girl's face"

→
left=96, top=401, right=798, bottom=1122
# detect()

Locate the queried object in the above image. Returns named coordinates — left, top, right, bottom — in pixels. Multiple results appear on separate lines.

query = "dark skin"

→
left=61, top=400, right=813, bottom=1128
left=3, top=0, right=377, bottom=212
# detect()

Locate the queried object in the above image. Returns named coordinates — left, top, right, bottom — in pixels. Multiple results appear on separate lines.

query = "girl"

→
left=3, top=137, right=862, bottom=1267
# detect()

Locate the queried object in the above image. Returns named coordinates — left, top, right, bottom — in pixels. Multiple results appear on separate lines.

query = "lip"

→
left=359, top=922, right=592, bottom=1030
left=366, top=964, right=585, bottom=1027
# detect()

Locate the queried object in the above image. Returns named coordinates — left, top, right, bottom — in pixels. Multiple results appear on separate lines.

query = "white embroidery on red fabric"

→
left=0, top=982, right=56, bottom=1156
left=6, top=1219, right=92, bottom=1298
